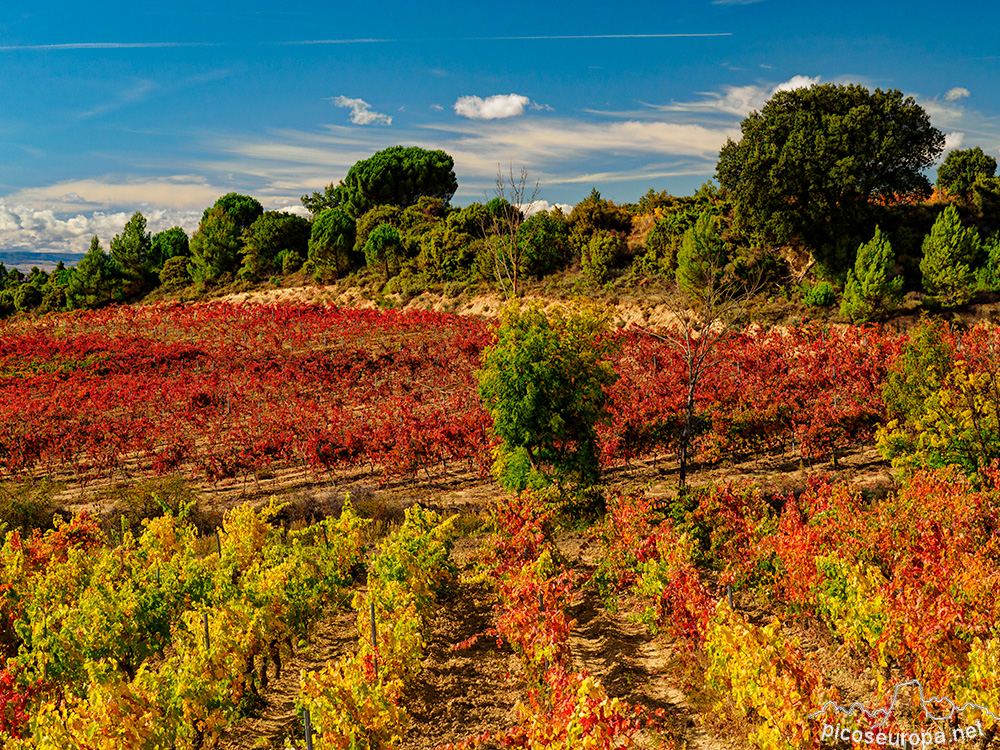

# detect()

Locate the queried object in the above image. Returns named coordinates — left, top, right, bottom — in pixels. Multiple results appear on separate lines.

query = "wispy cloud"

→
left=0, top=42, right=221, bottom=51
left=330, top=97, right=393, bottom=126
left=657, top=74, right=821, bottom=117
left=6, top=176, right=227, bottom=213
left=81, top=79, right=157, bottom=119
left=273, top=38, right=392, bottom=45
left=945, top=87, right=971, bottom=101
left=468, top=33, right=732, bottom=40
left=454, top=94, right=531, bottom=120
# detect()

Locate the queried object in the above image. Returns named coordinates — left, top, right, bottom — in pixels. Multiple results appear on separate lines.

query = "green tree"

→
left=149, top=227, right=190, bottom=275
left=636, top=216, right=685, bottom=279
left=159, top=256, right=191, bottom=289
left=203, top=193, right=263, bottom=235
left=354, top=205, right=404, bottom=255
left=418, top=224, right=474, bottom=281
left=308, top=207, right=356, bottom=279
left=399, top=196, right=449, bottom=237
left=676, top=210, right=727, bottom=296
left=239, top=211, right=311, bottom=280
left=109, top=212, right=153, bottom=299
left=976, top=234, right=1000, bottom=291
left=38, top=281, right=67, bottom=315
left=477, top=303, right=619, bottom=500
left=13, top=283, right=41, bottom=314
left=188, top=194, right=263, bottom=284
left=518, top=209, right=571, bottom=278
left=301, top=182, right=344, bottom=216
left=936, top=147, right=998, bottom=204
left=919, top=204, right=980, bottom=306
left=189, top=206, right=242, bottom=284
left=717, top=83, right=945, bottom=274
left=340, top=146, right=458, bottom=218
left=67, top=236, right=116, bottom=310
left=566, top=189, right=632, bottom=254
left=446, top=202, right=492, bottom=238
left=840, top=226, right=904, bottom=322
left=581, top=231, right=626, bottom=285
left=363, top=224, right=405, bottom=282
left=971, top=175, right=1000, bottom=227
left=877, top=318, right=1000, bottom=479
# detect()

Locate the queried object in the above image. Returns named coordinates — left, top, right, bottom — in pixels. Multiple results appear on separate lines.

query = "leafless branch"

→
left=486, top=163, right=540, bottom=299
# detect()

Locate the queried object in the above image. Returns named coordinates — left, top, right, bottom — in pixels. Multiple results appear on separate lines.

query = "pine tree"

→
left=67, top=236, right=115, bottom=310
left=841, top=226, right=903, bottom=322
left=919, top=205, right=980, bottom=306
left=363, top=223, right=404, bottom=282
left=109, top=212, right=153, bottom=299
left=189, top=206, right=241, bottom=284
left=676, top=210, right=727, bottom=298
left=308, top=207, right=356, bottom=279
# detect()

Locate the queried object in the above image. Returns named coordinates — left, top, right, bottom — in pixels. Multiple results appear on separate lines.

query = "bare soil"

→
left=216, top=608, right=358, bottom=750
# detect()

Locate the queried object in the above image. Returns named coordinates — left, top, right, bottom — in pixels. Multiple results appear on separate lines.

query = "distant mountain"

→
left=0, top=251, right=84, bottom=272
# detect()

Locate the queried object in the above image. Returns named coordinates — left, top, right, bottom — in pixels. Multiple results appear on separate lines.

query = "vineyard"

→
left=0, top=299, right=998, bottom=749
left=0, top=301, right=898, bottom=494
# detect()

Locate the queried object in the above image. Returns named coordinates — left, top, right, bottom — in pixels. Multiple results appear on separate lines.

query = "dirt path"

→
left=217, top=608, right=358, bottom=750
left=557, top=535, right=740, bottom=750
left=398, top=535, right=517, bottom=749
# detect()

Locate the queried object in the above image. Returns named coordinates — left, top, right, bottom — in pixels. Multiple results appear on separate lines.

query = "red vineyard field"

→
left=0, top=301, right=902, bottom=487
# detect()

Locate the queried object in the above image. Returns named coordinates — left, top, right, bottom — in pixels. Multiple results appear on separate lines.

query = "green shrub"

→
left=803, top=281, right=836, bottom=307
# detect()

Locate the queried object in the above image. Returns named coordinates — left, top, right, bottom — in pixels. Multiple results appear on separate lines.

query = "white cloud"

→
left=454, top=94, right=531, bottom=120
left=0, top=175, right=255, bottom=258
left=718, top=75, right=819, bottom=114
left=658, top=74, right=821, bottom=117
left=0, top=201, right=203, bottom=258
left=945, top=87, right=971, bottom=102
left=944, top=132, right=966, bottom=153
left=331, top=96, right=392, bottom=126
left=523, top=200, right=573, bottom=216
left=428, top=118, right=736, bottom=168
left=7, top=176, right=225, bottom=212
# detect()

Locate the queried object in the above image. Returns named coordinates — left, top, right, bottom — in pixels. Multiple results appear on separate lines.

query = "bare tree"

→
left=638, top=253, right=764, bottom=492
left=485, top=164, right=540, bottom=299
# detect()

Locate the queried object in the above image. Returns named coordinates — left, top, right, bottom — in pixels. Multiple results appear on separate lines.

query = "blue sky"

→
left=1, top=0, right=998, bottom=265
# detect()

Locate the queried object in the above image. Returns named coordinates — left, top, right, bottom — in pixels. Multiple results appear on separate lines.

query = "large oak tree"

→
left=716, top=83, right=945, bottom=274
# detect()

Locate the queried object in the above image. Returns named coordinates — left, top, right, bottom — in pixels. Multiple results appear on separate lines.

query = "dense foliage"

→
left=717, top=83, right=945, bottom=275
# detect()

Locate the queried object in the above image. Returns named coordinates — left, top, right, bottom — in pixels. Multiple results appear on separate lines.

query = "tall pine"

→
left=67, top=236, right=115, bottom=310
left=109, top=212, right=153, bottom=299
left=841, top=226, right=903, bottom=322
left=920, top=205, right=980, bottom=306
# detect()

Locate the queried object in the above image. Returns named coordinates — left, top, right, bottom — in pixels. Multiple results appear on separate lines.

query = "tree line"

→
left=7, top=84, right=1000, bottom=319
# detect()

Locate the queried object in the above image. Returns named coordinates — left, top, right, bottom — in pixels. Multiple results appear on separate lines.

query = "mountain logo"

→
left=809, top=679, right=997, bottom=746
